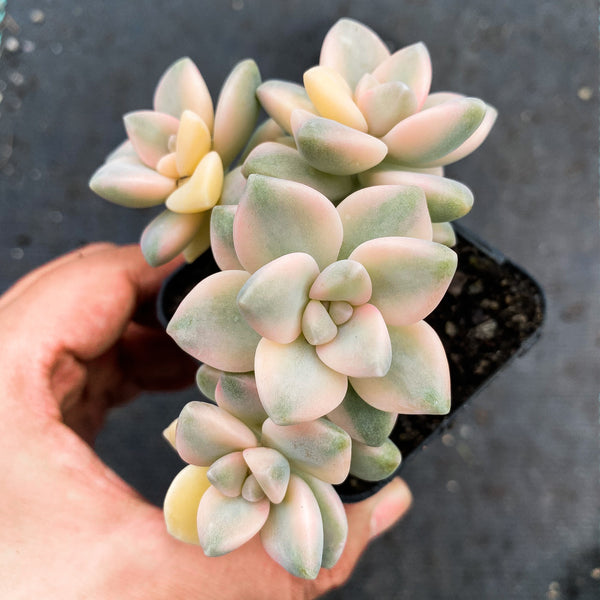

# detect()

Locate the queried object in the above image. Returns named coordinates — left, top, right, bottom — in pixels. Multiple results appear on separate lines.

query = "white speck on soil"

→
left=29, top=9, right=46, bottom=24
left=4, top=36, right=20, bottom=52
left=10, top=247, right=24, bottom=260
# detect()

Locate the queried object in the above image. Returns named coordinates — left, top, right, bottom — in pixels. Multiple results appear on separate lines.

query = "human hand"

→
left=0, top=243, right=412, bottom=599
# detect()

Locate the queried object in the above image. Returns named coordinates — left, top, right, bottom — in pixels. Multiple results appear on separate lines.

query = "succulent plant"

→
left=87, top=16, right=496, bottom=581
left=89, top=57, right=261, bottom=266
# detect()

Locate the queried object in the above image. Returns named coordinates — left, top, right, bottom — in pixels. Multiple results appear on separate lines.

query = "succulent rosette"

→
left=89, top=57, right=262, bottom=266
left=250, top=18, right=497, bottom=239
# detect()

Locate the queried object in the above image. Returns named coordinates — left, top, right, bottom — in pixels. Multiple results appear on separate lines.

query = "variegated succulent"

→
left=87, top=17, right=496, bottom=580
left=89, top=57, right=261, bottom=266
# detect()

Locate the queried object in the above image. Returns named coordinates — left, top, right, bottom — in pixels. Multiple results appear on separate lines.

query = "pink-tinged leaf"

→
left=215, top=372, right=268, bottom=431
left=213, top=59, right=261, bottom=169
left=349, top=237, right=457, bottom=326
left=372, top=42, right=432, bottom=109
left=382, top=98, right=487, bottom=167
left=350, top=321, right=451, bottom=413
left=327, top=383, right=397, bottom=447
left=302, top=300, right=338, bottom=346
left=220, top=166, right=247, bottom=206
left=123, top=110, right=179, bottom=169
left=262, top=418, right=351, bottom=484
left=242, top=142, right=354, bottom=203
left=336, top=184, right=432, bottom=259
left=316, top=303, right=392, bottom=378
left=198, top=486, right=270, bottom=556
left=358, top=168, right=473, bottom=223
left=163, top=465, right=211, bottom=545
left=140, top=209, right=206, bottom=267
left=175, top=402, right=258, bottom=466
left=243, top=447, right=291, bottom=504
left=237, top=253, right=319, bottom=344
left=303, top=66, right=368, bottom=131
left=233, top=174, right=343, bottom=273
left=240, top=118, right=286, bottom=164
left=207, top=452, right=248, bottom=498
left=153, top=57, right=214, bottom=130
left=210, top=205, right=244, bottom=270
left=349, top=438, right=402, bottom=481
left=421, top=91, right=463, bottom=109
left=105, top=139, right=137, bottom=163
left=432, top=222, right=456, bottom=247
left=89, top=161, right=175, bottom=208
left=175, top=110, right=211, bottom=177
left=256, top=80, right=316, bottom=134
left=195, top=364, right=223, bottom=401
left=292, top=110, right=388, bottom=176
left=329, top=301, right=353, bottom=325
left=182, top=215, right=211, bottom=263
left=167, top=270, right=261, bottom=372
left=309, top=260, right=372, bottom=305
left=255, top=336, right=348, bottom=425
left=356, top=81, right=418, bottom=136
left=353, top=73, right=379, bottom=102
left=242, top=474, right=266, bottom=502
left=319, top=18, right=390, bottom=90
left=298, top=473, right=347, bottom=569
left=261, top=474, right=323, bottom=579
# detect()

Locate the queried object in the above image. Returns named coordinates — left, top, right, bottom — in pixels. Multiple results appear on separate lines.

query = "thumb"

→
left=312, top=478, right=412, bottom=595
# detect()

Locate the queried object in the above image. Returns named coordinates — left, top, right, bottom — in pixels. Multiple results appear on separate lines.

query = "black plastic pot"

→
left=158, top=226, right=545, bottom=503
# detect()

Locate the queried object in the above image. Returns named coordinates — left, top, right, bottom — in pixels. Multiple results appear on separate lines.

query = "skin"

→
left=0, top=243, right=411, bottom=599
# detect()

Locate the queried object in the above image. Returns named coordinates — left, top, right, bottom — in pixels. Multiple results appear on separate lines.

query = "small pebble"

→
left=591, top=567, right=600, bottom=580
left=4, top=36, right=19, bottom=52
left=441, top=433, right=455, bottom=447
left=9, top=71, right=25, bottom=86
left=459, top=425, right=472, bottom=439
left=577, top=86, right=592, bottom=101
left=29, top=9, right=45, bottom=24
left=473, top=319, right=498, bottom=340
left=444, top=321, right=458, bottom=337
left=468, top=280, right=484, bottom=295
left=446, top=480, right=459, bottom=493
left=22, top=39, right=36, bottom=53
left=481, top=298, right=499, bottom=310
left=10, top=247, right=24, bottom=260
left=0, top=92, right=3, bottom=104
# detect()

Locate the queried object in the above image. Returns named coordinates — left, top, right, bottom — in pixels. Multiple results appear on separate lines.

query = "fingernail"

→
left=369, top=478, right=412, bottom=540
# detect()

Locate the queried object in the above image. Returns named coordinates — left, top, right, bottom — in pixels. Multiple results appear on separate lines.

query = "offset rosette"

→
left=168, top=175, right=455, bottom=427
left=89, top=57, right=262, bottom=265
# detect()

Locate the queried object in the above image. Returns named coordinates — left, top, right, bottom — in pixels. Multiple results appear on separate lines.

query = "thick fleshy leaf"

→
left=237, top=253, right=319, bottom=344
left=261, top=474, right=323, bottom=580
left=166, top=151, right=224, bottom=214
left=213, top=59, right=261, bottom=168
left=153, top=57, right=214, bottom=130
left=89, top=161, right=175, bottom=208
left=350, top=321, right=451, bottom=413
left=302, top=300, right=338, bottom=346
left=239, top=118, right=286, bottom=163
left=195, top=364, right=223, bottom=401
left=316, top=304, right=392, bottom=378
left=215, top=372, right=268, bottom=430
left=167, top=270, right=261, bottom=371
left=140, top=209, right=205, bottom=267
left=319, top=18, right=390, bottom=90
left=175, top=110, right=211, bottom=177
left=372, top=42, right=432, bottom=109
left=243, top=447, right=291, bottom=504
left=255, top=336, right=347, bottom=425
left=309, top=260, right=372, bottom=305
left=349, top=438, right=402, bottom=481
left=233, top=174, right=343, bottom=273
left=198, top=485, right=270, bottom=556
left=303, top=66, right=368, bottom=131
left=262, top=418, right=351, bottom=484
left=349, top=237, right=457, bottom=326
left=175, top=402, right=258, bottom=466
left=356, top=81, right=418, bottom=136
left=105, top=139, right=138, bottom=163
left=182, top=215, right=211, bottom=262
left=327, top=383, right=397, bottom=446
left=156, top=152, right=179, bottom=178
left=329, top=301, right=353, bottom=325
left=206, top=452, right=248, bottom=498
left=336, top=184, right=432, bottom=259
left=210, top=205, right=244, bottom=270
left=358, top=168, right=474, bottom=223
left=256, top=80, right=316, bottom=134
left=432, top=222, right=456, bottom=247
left=242, top=142, right=354, bottom=203
left=299, top=473, right=347, bottom=569
left=163, top=465, right=210, bottom=545
left=292, top=110, right=388, bottom=176
left=123, top=111, right=179, bottom=169
left=242, top=474, right=266, bottom=502
left=162, top=419, right=178, bottom=450
left=220, top=166, right=247, bottom=205
left=382, top=98, right=487, bottom=166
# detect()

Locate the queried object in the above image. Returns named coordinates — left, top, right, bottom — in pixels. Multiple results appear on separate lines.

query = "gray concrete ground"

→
left=1, top=1, right=598, bottom=598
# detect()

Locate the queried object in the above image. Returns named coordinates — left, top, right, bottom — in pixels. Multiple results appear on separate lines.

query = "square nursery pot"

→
left=158, top=225, right=545, bottom=502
